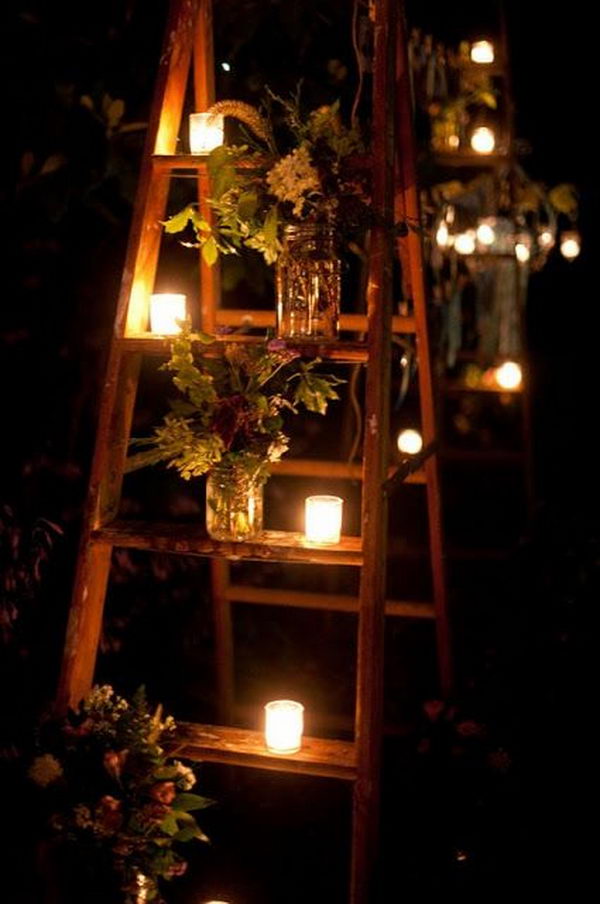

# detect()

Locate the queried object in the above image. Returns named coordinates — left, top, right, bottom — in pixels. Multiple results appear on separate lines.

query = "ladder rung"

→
left=169, top=721, right=357, bottom=781
left=152, top=152, right=373, bottom=175
left=442, top=380, right=523, bottom=395
left=93, top=521, right=363, bottom=566
left=118, top=334, right=369, bottom=363
left=271, top=459, right=426, bottom=483
left=227, top=584, right=435, bottom=618
left=215, top=309, right=416, bottom=334
left=432, top=151, right=509, bottom=168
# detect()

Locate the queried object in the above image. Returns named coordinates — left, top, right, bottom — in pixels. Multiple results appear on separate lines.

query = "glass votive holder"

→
left=264, top=700, right=304, bottom=754
left=149, top=293, right=186, bottom=335
left=189, top=112, right=224, bottom=154
left=304, top=495, right=343, bottom=545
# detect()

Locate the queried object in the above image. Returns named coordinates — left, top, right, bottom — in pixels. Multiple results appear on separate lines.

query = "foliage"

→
left=0, top=504, right=62, bottom=643
left=29, top=685, right=211, bottom=903
left=164, top=92, right=370, bottom=265
left=127, top=326, right=344, bottom=483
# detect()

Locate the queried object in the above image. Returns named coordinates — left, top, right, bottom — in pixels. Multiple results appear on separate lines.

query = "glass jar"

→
left=276, top=223, right=340, bottom=340
left=206, top=465, right=264, bottom=541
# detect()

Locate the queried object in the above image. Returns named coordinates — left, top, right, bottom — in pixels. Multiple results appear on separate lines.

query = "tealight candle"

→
left=304, top=495, right=343, bottom=544
left=149, top=293, right=186, bottom=335
left=397, top=428, right=423, bottom=455
left=265, top=700, right=304, bottom=754
left=189, top=112, right=224, bottom=154
left=470, top=126, right=496, bottom=154
left=560, top=230, right=581, bottom=261
left=454, top=231, right=476, bottom=255
left=470, top=40, right=495, bottom=64
left=495, top=361, right=522, bottom=390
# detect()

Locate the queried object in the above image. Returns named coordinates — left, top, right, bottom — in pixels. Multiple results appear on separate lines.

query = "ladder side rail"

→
left=350, top=0, right=397, bottom=900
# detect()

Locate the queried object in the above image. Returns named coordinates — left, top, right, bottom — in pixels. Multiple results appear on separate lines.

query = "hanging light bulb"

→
left=397, top=428, right=423, bottom=455
left=436, top=221, right=450, bottom=248
left=454, top=231, right=476, bottom=255
left=538, top=228, right=555, bottom=250
left=560, top=230, right=581, bottom=260
left=470, top=126, right=496, bottom=154
left=476, top=219, right=496, bottom=246
left=495, top=361, right=522, bottom=390
left=470, top=40, right=495, bottom=64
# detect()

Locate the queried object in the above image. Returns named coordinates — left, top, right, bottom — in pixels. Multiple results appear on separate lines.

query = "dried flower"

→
left=173, top=760, right=196, bottom=791
left=149, top=781, right=177, bottom=806
left=29, top=753, right=63, bottom=787
left=266, top=145, right=321, bottom=217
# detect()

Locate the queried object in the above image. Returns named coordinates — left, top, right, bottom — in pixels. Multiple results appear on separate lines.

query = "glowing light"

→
left=515, top=242, right=531, bottom=263
left=305, top=495, right=343, bottom=544
left=476, top=221, right=496, bottom=246
left=220, top=61, right=231, bottom=72
left=495, top=361, right=522, bottom=390
left=436, top=221, right=450, bottom=248
left=454, top=231, right=476, bottom=255
left=149, top=294, right=186, bottom=334
left=470, top=40, right=495, bottom=64
left=538, top=228, right=555, bottom=250
left=445, top=206, right=455, bottom=225
left=265, top=700, right=304, bottom=754
left=560, top=230, right=581, bottom=260
left=189, top=112, right=224, bottom=154
left=397, top=429, right=423, bottom=455
left=448, top=134, right=460, bottom=149
left=470, top=126, right=496, bottom=154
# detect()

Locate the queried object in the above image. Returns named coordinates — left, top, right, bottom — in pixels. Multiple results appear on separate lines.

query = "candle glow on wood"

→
left=304, top=495, right=343, bottom=544
left=264, top=700, right=304, bottom=754
left=189, top=113, right=224, bottom=154
left=149, top=294, right=186, bottom=334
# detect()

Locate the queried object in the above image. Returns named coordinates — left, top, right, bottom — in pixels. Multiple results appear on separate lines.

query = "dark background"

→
left=1, top=1, right=596, bottom=901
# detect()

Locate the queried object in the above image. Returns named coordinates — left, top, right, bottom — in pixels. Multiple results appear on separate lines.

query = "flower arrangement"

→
left=126, top=325, right=344, bottom=485
left=164, top=91, right=371, bottom=265
left=29, top=685, right=211, bottom=903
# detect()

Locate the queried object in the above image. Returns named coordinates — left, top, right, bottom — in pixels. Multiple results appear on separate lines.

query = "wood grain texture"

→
left=93, top=521, right=363, bottom=566
left=213, top=309, right=417, bottom=334
left=227, top=584, right=435, bottom=618
left=169, top=722, right=357, bottom=780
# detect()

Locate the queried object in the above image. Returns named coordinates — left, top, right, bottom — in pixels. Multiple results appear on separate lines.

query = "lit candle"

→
left=454, top=231, right=476, bottom=255
left=265, top=700, right=304, bottom=754
left=538, top=228, right=555, bottom=250
left=495, top=361, right=522, bottom=390
left=470, top=126, right=496, bottom=154
left=397, top=428, right=423, bottom=455
left=560, top=230, right=581, bottom=260
left=304, top=495, right=343, bottom=544
left=189, top=112, right=224, bottom=154
left=476, top=220, right=496, bottom=247
left=149, top=293, right=187, bottom=335
left=435, top=221, right=450, bottom=248
left=470, top=40, right=495, bottom=64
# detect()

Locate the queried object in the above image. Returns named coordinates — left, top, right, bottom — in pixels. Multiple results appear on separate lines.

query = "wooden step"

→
left=431, top=151, right=509, bottom=168
left=169, top=721, right=356, bottom=781
left=119, top=334, right=369, bottom=363
left=214, top=309, right=416, bottom=334
left=92, top=521, right=363, bottom=566
left=227, top=583, right=435, bottom=618
left=270, top=459, right=426, bottom=483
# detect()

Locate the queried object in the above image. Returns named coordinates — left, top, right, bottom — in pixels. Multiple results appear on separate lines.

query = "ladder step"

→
left=228, top=584, right=435, bottom=618
left=432, top=151, right=509, bottom=168
left=442, top=379, right=523, bottom=395
left=170, top=722, right=357, bottom=781
left=93, top=521, right=363, bottom=566
left=118, top=334, right=369, bottom=363
left=214, top=309, right=416, bottom=334
left=271, top=459, right=426, bottom=483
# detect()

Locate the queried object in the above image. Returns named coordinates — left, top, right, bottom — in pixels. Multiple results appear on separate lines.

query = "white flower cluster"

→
left=84, top=684, right=129, bottom=718
left=266, top=145, right=320, bottom=217
left=28, top=753, right=63, bottom=787
left=173, top=760, right=196, bottom=790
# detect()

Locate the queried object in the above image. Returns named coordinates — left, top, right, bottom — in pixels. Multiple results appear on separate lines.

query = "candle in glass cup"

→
left=264, top=700, right=304, bottom=754
left=470, top=40, right=495, bottom=64
left=189, top=113, right=224, bottom=154
left=149, top=293, right=186, bottom=335
left=304, top=495, right=343, bottom=544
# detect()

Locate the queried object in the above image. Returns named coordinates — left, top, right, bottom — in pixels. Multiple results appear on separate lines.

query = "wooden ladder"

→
left=56, top=1, right=451, bottom=900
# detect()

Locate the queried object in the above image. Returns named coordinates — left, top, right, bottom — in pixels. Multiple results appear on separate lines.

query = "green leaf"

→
left=160, top=814, right=180, bottom=836
left=237, top=189, right=258, bottom=221
left=263, top=205, right=278, bottom=246
left=164, top=205, right=195, bottom=233
left=202, top=236, right=218, bottom=266
left=172, top=792, right=214, bottom=813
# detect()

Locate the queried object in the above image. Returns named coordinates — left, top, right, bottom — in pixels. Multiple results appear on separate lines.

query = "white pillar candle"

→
left=304, top=495, right=343, bottom=544
left=189, top=113, right=224, bottom=154
left=264, top=700, right=304, bottom=754
left=149, top=293, right=186, bottom=335
left=470, top=126, right=496, bottom=154
left=470, top=40, right=495, bottom=64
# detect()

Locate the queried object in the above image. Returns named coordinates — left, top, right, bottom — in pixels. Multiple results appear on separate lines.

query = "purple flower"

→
left=267, top=338, right=288, bottom=352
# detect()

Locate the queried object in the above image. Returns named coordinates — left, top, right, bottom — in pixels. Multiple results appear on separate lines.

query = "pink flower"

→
left=149, top=781, right=177, bottom=805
